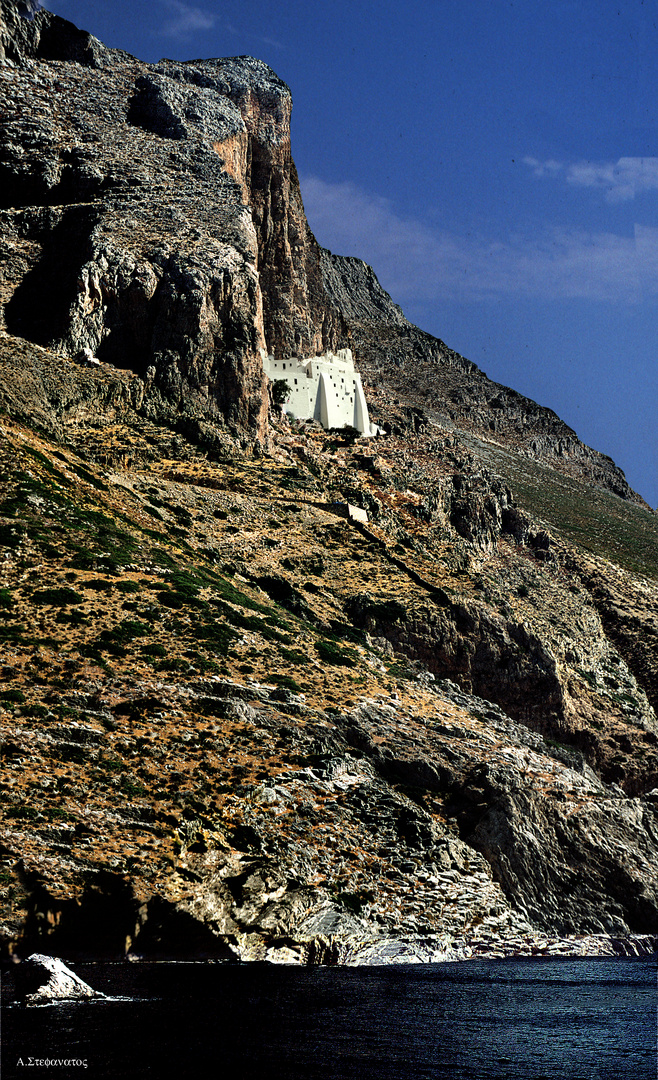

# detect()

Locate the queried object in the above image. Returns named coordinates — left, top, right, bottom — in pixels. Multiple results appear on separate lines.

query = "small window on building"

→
left=283, top=363, right=286, bottom=370
left=294, top=378, right=298, bottom=384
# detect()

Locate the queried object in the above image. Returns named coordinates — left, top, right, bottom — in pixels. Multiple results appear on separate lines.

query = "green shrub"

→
left=170, top=570, right=203, bottom=596
left=54, top=744, right=87, bottom=764
left=0, top=524, right=22, bottom=548
left=1, top=688, right=25, bottom=704
left=544, top=735, right=571, bottom=751
left=279, top=647, right=310, bottom=665
left=116, top=580, right=140, bottom=594
left=119, top=776, right=145, bottom=797
left=104, top=619, right=151, bottom=643
left=89, top=619, right=150, bottom=657
left=156, top=570, right=208, bottom=609
left=5, top=805, right=39, bottom=820
left=32, top=587, right=83, bottom=606
left=210, top=599, right=289, bottom=643
left=68, top=548, right=96, bottom=570
left=316, top=640, right=357, bottom=667
left=189, top=621, right=237, bottom=656
left=70, top=463, right=108, bottom=491
left=23, top=704, right=49, bottom=718
left=97, top=757, right=125, bottom=773
left=167, top=505, right=193, bottom=526
left=43, top=806, right=74, bottom=822
left=55, top=609, right=87, bottom=626
left=254, top=575, right=314, bottom=621
left=157, top=589, right=185, bottom=609
left=577, top=668, right=597, bottom=688
left=152, top=658, right=189, bottom=672
left=142, top=643, right=167, bottom=658
left=100, top=642, right=127, bottom=657
left=272, top=379, right=290, bottom=406
left=79, top=645, right=106, bottom=664
left=270, top=673, right=303, bottom=691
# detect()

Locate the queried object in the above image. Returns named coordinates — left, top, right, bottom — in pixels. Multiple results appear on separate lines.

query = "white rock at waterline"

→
left=17, top=953, right=105, bottom=1005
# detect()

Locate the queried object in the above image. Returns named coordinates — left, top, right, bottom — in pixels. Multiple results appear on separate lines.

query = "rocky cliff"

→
left=0, top=0, right=643, bottom=499
left=0, top=0, right=657, bottom=964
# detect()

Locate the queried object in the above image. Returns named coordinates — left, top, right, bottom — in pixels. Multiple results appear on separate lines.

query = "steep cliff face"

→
left=1, top=0, right=658, bottom=964
left=0, top=0, right=649, bottom=503
left=0, top=2, right=270, bottom=436
left=0, top=0, right=358, bottom=445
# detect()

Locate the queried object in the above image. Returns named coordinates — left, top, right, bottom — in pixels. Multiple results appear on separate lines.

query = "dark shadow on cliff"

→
left=16, top=872, right=234, bottom=960
left=5, top=205, right=99, bottom=348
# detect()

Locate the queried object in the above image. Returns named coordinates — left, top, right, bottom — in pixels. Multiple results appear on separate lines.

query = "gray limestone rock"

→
left=127, top=72, right=245, bottom=144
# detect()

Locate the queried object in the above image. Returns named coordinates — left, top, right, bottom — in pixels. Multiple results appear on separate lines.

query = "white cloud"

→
left=224, top=21, right=285, bottom=51
left=160, top=0, right=215, bottom=39
left=159, top=5, right=283, bottom=49
left=301, top=175, right=658, bottom=304
left=522, top=156, right=564, bottom=178
left=567, top=157, right=658, bottom=203
left=524, top=155, right=658, bottom=203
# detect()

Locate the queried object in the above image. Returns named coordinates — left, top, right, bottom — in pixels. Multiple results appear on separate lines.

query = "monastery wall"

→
left=262, top=348, right=379, bottom=436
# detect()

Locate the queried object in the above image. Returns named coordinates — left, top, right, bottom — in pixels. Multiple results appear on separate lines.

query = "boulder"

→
left=74, top=346, right=100, bottom=367
left=16, top=953, right=105, bottom=1005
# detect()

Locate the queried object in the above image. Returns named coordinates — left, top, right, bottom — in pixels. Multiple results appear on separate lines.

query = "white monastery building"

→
left=261, top=348, right=381, bottom=437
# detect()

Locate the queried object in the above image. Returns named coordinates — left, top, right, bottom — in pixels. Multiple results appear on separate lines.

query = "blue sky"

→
left=46, top=1, right=657, bottom=507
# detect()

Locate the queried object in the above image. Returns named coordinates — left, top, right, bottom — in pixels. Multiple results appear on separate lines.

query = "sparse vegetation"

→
left=0, top=240, right=652, bottom=963
left=1, top=688, right=25, bottom=704
left=32, top=587, right=83, bottom=606
left=316, top=640, right=357, bottom=667
left=271, top=379, right=290, bottom=406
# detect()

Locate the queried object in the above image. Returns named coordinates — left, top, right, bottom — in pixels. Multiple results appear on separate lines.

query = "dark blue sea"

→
left=1, top=957, right=656, bottom=1080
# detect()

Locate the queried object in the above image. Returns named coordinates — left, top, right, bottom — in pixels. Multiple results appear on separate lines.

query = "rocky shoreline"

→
left=224, top=930, right=658, bottom=966
left=315, top=932, right=658, bottom=967
left=8, top=934, right=656, bottom=986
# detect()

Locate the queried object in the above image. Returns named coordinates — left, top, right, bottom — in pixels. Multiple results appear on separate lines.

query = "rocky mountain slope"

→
left=0, top=0, right=657, bottom=963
